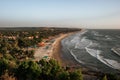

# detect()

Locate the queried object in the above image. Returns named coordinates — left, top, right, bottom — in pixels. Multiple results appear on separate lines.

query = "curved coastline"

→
left=53, top=29, right=87, bottom=67
left=52, top=30, right=82, bottom=66
left=34, top=30, right=82, bottom=63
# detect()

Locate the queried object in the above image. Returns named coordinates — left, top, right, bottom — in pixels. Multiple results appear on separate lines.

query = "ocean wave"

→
left=67, top=30, right=89, bottom=49
left=111, top=48, right=120, bottom=55
left=62, top=29, right=120, bottom=73
left=104, top=59, right=120, bottom=70
left=75, top=37, right=92, bottom=49
left=67, top=48, right=84, bottom=64
left=85, top=47, right=120, bottom=70
left=116, top=35, right=120, bottom=38
left=91, top=31, right=103, bottom=36
left=85, top=47, right=100, bottom=58
left=105, top=35, right=113, bottom=40
left=70, top=30, right=88, bottom=44
left=70, top=36, right=80, bottom=44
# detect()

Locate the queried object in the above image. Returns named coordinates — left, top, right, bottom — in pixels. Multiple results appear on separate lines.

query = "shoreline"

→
left=34, top=29, right=91, bottom=68
left=52, top=30, right=83, bottom=66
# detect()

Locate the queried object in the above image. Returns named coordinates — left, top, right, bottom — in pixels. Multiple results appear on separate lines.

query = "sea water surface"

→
left=61, top=29, right=120, bottom=73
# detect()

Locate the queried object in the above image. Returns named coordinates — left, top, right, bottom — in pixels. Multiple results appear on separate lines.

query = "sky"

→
left=0, top=0, right=120, bottom=29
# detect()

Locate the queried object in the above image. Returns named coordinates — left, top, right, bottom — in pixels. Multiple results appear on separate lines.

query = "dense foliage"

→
left=0, top=58, right=83, bottom=80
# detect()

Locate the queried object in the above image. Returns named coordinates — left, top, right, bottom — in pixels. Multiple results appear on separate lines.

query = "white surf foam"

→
left=85, top=47, right=120, bottom=70
left=75, top=37, right=91, bottom=49
left=70, top=36, right=80, bottom=44
left=92, top=31, right=103, bottom=36
left=70, top=30, right=88, bottom=44
left=111, top=48, right=120, bottom=57
left=104, top=59, right=120, bottom=70
left=67, top=48, right=84, bottom=64
left=85, top=47, right=100, bottom=58
left=105, top=35, right=112, bottom=40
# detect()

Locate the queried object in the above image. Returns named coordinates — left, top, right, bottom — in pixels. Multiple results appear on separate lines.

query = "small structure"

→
left=43, top=56, right=48, bottom=59
left=42, top=56, right=50, bottom=60
left=38, top=42, right=45, bottom=47
left=28, top=36, right=34, bottom=40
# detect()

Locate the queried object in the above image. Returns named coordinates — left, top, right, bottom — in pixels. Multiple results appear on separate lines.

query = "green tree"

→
left=15, top=61, right=41, bottom=80
left=39, top=59, right=52, bottom=80
left=49, top=59, right=61, bottom=80
left=58, top=71, right=70, bottom=80
left=70, top=70, right=83, bottom=80
left=17, top=38, right=31, bottom=48
left=102, top=75, right=107, bottom=80
left=25, top=50, right=34, bottom=58
left=0, top=58, right=9, bottom=76
left=107, top=73, right=120, bottom=80
left=38, top=59, right=62, bottom=80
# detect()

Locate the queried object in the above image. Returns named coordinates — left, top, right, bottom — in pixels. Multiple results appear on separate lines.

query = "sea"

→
left=61, top=29, right=120, bottom=73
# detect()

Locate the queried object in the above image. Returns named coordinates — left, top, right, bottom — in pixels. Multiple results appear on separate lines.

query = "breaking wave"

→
left=85, top=47, right=120, bottom=70
left=62, top=29, right=120, bottom=73
left=67, top=48, right=84, bottom=64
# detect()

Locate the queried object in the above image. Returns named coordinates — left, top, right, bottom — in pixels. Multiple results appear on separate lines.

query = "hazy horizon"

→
left=0, top=0, right=120, bottom=29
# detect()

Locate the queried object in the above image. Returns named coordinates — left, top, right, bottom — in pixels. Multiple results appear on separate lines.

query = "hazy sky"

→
left=0, top=0, right=120, bottom=29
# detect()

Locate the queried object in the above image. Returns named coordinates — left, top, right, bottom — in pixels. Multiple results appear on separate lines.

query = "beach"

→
left=51, top=32, right=80, bottom=66
left=34, top=31, right=81, bottom=66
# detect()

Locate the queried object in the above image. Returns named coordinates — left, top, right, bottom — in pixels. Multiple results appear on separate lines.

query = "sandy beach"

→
left=51, top=32, right=77, bottom=65
left=52, top=29, right=89, bottom=67
left=34, top=31, right=80, bottom=66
